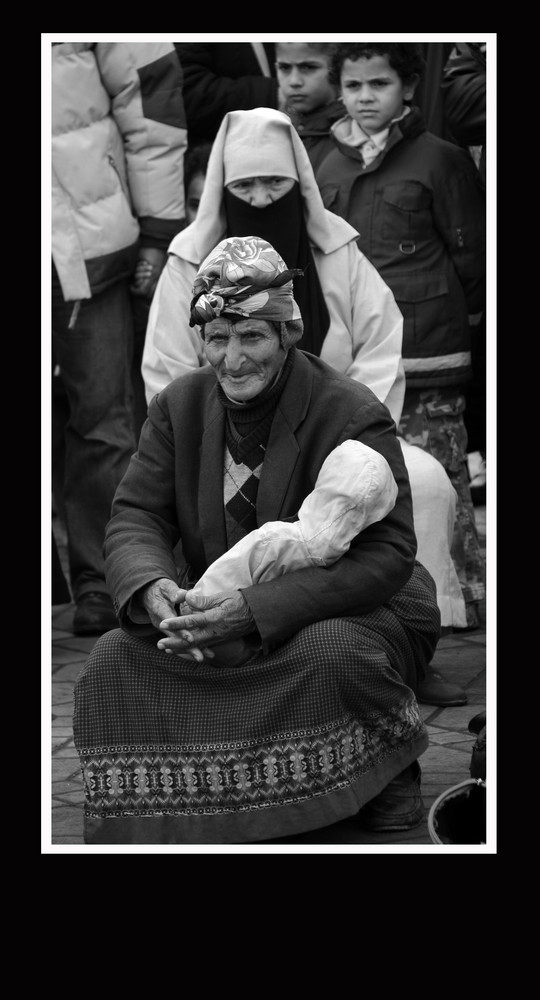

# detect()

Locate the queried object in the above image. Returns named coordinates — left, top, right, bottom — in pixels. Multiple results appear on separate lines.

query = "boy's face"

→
left=276, top=44, right=336, bottom=114
left=340, top=54, right=417, bottom=135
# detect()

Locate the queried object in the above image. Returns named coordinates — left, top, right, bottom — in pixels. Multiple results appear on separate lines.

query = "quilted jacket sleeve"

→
left=96, top=42, right=188, bottom=248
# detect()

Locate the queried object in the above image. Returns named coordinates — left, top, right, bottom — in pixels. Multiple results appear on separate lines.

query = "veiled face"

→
left=225, top=176, right=295, bottom=208
left=203, top=317, right=285, bottom=401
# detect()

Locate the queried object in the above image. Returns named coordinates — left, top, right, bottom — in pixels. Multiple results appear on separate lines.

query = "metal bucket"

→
left=428, top=778, right=486, bottom=844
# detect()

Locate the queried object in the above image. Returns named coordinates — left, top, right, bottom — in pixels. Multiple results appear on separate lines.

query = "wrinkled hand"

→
left=157, top=589, right=255, bottom=663
left=140, top=578, right=214, bottom=664
left=130, top=247, right=167, bottom=299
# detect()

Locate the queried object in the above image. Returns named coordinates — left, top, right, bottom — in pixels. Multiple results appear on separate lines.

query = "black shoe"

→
left=357, top=762, right=424, bottom=832
left=468, top=711, right=486, bottom=735
left=417, top=666, right=468, bottom=706
left=73, top=592, right=118, bottom=636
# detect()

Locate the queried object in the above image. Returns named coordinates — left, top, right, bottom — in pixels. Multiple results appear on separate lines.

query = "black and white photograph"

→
left=44, top=33, right=495, bottom=853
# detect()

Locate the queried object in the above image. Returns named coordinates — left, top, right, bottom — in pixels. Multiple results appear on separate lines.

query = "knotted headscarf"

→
left=189, top=235, right=305, bottom=350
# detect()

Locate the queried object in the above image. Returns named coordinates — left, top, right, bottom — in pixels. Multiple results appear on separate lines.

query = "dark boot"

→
left=73, top=592, right=118, bottom=636
left=357, top=762, right=424, bottom=832
left=417, top=666, right=468, bottom=706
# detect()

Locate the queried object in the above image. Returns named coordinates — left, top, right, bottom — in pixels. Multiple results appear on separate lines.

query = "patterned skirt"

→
left=73, top=563, right=440, bottom=844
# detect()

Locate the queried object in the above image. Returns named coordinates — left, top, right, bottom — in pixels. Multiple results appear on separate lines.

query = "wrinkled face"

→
left=340, top=54, right=417, bottom=135
left=276, top=43, right=336, bottom=113
left=226, top=176, right=295, bottom=208
left=203, top=317, right=286, bottom=401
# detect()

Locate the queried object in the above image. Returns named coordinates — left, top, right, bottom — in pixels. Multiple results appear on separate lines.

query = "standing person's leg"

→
left=400, top=386, right=486, bottom=629
left=52, top=277, right=136, bottom=633
left=465, top=312, right=487, bottom=505
left=51, top=346, right=69, bottom=525
left=398, top=437, right=468, bottom=707
left=399, top=440, right=467, bottom=629
left=129, top=293, right=151, bottom=443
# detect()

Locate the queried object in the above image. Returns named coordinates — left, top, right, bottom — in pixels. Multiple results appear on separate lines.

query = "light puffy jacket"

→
left=51, top=41, right=187, bottom=302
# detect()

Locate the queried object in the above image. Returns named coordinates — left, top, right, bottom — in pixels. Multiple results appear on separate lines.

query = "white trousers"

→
left=399, top=439, right=467, bottom=628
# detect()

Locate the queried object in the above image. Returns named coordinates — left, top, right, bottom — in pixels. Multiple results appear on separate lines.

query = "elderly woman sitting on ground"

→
left=74, top=236, right=441, bottom=846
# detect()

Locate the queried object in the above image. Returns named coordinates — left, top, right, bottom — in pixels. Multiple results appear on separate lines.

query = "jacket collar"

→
left=330, top=104, right=426, bottom=163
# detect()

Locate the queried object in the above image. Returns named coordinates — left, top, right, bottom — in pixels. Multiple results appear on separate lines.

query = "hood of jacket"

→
left=169, top=107, right=359, bottom=265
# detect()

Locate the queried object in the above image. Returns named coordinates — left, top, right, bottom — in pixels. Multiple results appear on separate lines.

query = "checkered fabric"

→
left=224, top=444, right=264, bottom=544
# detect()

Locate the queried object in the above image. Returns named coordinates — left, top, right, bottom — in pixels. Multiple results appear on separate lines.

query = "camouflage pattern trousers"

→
left=398, top=386, right=485, bottom=618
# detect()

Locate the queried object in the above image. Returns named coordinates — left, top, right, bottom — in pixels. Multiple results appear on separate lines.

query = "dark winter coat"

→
left=174, top=42, right=278, bottom=143
left=316, top=106, right=486, bottom=389
left=284, top=97, right=345, bottom=174
left=441, top=43, right=487, bottom=188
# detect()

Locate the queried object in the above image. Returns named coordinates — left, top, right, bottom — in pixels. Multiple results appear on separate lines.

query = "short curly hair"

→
left=329, top=43, right=425, bottom=87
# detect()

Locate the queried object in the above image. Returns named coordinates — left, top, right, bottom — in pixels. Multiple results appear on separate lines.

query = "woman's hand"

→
left=157, top=589, right=255, bottom=662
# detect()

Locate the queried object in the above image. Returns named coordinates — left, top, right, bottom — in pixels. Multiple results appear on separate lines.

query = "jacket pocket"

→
left=385, top=271, right=449, bottom=350
left=381, top=181, right=432, bottom=244
left=382, top=181, right=432, bottom=212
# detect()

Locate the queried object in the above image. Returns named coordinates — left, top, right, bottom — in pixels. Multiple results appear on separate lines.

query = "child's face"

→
left=276, top=44, right=336, bottom=114
left=186, top=171, right=206, bottom=224
left=340, top=54, right=416, bottom=135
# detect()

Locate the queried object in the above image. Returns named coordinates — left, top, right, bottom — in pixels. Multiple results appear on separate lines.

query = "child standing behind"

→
left=275, top=42, right=344, bottom=173
left=183, top=142, right=213, bottom=224
left=316, top=42, right=486, bottom=629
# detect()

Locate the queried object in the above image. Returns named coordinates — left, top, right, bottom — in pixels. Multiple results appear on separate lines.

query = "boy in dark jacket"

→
left=315, top=42, right=486, bottom=636
left=275, top=42, right=344, bottom=173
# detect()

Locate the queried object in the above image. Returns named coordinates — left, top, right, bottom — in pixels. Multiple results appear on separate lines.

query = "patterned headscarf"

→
left=189, top=235, right=304, bottom=349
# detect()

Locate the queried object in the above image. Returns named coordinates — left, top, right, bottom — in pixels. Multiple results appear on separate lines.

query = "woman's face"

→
left=226, top=176, right=295, bottom=208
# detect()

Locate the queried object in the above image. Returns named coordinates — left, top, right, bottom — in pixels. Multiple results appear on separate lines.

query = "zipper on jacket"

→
left=108, top=154, right=131, bottom=203
left=456, top=228, right=464, bottom=248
